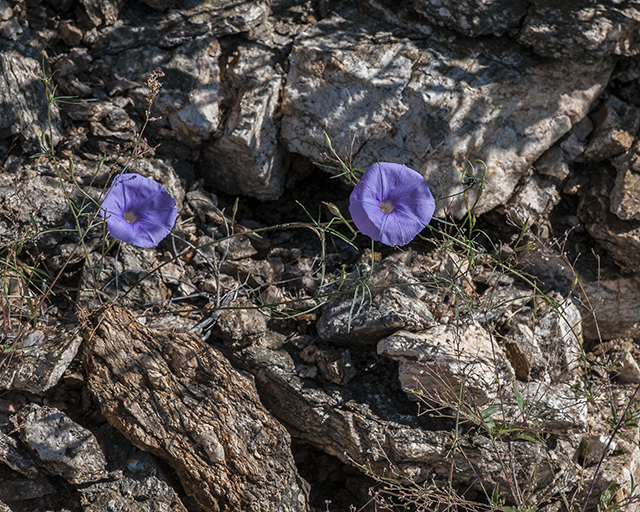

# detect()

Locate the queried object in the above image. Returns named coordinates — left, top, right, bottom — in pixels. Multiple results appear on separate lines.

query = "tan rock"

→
left=611, top=140, right=640, bottom=221
left=82, top=306, right=308, bottom=512
left=583, top=97, right=640, bottom=162
left=581, top=277, right=640, bottom=341
left=377, top=322, right=515, bottom=406
left=58, top=20, right=83, bottom=46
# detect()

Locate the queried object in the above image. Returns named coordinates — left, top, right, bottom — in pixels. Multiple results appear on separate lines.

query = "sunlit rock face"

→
left=280, top=10, right=613, bottom=218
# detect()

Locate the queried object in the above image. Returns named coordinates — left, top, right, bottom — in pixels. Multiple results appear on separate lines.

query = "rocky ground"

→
left=2, top=0, right=640, bottom=511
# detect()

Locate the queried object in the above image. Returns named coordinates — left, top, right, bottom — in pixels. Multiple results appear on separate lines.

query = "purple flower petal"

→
left=349, top=162, right=435, bottom=246
left=349, top=197, right=382, bottom=241
left=100, top=173, right=177, bottom=248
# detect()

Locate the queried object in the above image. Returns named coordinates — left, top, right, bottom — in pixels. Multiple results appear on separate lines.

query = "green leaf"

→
left=481, top=405, right=500, bottom=420
left=231, top=197, right=239, bottom=223
left=600, top=482, right=620, bottom=507
left=516, top=433, right=544, bottom=445
left=491, top=484, right=499, bottom=505
left=513, top=383, right=525, bottom=417
left=30, top=213, right=40, bottom=234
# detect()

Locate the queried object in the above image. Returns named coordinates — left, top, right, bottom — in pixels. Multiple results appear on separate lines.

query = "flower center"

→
left=379, top=201, right=395, bottom=214
left=123, top=211, right=137, bottom=224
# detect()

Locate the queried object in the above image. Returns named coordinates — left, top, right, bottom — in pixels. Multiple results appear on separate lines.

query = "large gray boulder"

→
left=518, top=0, right=640, bottom=62
left=412, top=0, right=528, bottom=37
left=0, top=46, right=63, bottom=153
left=280, top=9, right=613, bottom=217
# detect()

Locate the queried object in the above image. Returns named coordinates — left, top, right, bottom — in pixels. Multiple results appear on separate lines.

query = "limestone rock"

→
left=535, top=146, right=570, bottom=180
left=214, top=234, right=258, bottom=260
left=505, top=382, right=588, bottom=433
left=79, top=474, right=188, bottom=512
left=58, top=20, right=83, bottom=46
left=0, top=171, right=91, bottom=248
left=470, top=275, right=534, bottom=325
left=201, top=43, right=287, bottom=201
left=617, top=351, right=640, bottom=384
left=2, top=0, right=638, bottom=509
left=82, top=305, right=309, bottom=512
left=578, top=186, right=640, bottom=271
left=501, top=296, right=582, bottom=382
left=64, top=99, right=131, bottom=125
left=579, top=433, right=616, bottom=467
left=504, top=320, right=546, bottom=382
left=280, top=10, right=613, bottom=217
left=534, top=296, right=583, bottom=375
left=576, top=441, right=640, bottom=508
left=140, top=309, right=201, bottom=334
left=470, top=279, right=582, bottom=384
left=412, top=0, right=528, bottom=37
left=76, top=423, right=190, bottom=511
left=0, top=48, right=63, bottom=153
left=186, top=188, right=218, bottom=220
left=581, top=277, right=640, bottom=341
left=316, top=258, right=435, bottom=344
left=0, top=18, right=22, bottom=41
left=15, top=404, right=107, bottom=485
left=369, top=257, right=430, bottom=301
left=0, top=430, right=38, bottom=477
left=591, top=340, right=640, bottom=384
left=436, top=252, right=476, bottom=298
left=0, top=326, right=83, bottom=394
left=89, top=0, right=268, bottom=52
left=0, top=1, right=12, bottom=21
left=518, top=1, right=640, bottom=62
left=108, top=38, right=221, bottom=148
left=81, top=0, right=122, bottom=26
left=210, top=295, right=268, bottom=346
left=0, top=465, right=55, bottom=502
left=506, top=172, right=561, bottom=227
left=54, top=51, right=91, bottom=83
left=225, top=341, right=574, bottom=505
left=79, top=245, right=171, bottom=310
left=219, top=258, right=282, bottom=288
left=377, top=322, right=516, bottom=406
left=182, top=195, right=269, bottom=254
left=582, top=96, right=640, bottom=162
left=561, top=116, right=594, bottom=162
left=317, top=284, right=436, bottom=345
left=299, top=345, right=357, bottom=385
left=611, top=140, right=640, bottom=220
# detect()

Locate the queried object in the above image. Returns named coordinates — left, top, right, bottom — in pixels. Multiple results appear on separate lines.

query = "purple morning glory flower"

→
left=100, top=173, right=177, bottom=248
left=349, top=162, right=435, bottom=246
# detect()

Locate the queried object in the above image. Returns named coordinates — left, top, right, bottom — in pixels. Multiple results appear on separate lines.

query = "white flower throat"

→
left=379, top=201, right=395, bottom=214
left=123, top=211, right=137, bottom=223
